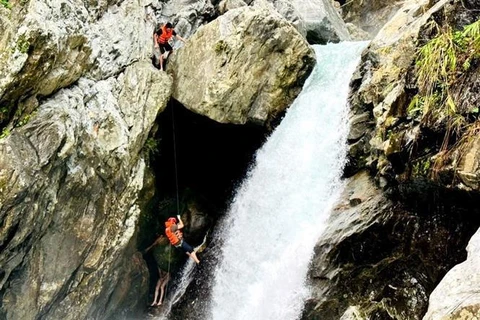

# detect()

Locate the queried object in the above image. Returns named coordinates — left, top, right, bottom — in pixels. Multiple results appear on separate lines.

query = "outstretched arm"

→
left=175, top=35, right=186, bottom=43
left=176, top=215, right=185, bottom=229
left=144, top=235, right=164, bottom=253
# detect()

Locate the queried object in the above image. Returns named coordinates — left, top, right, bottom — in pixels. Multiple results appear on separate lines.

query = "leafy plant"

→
left=413, top=19, right=480, bottom=142
left=1, top=0, right=11, bottom=9
left=16, top=35, right=30, bottom=54
left=411, top=19, right=480, bottom=179
left=0, top=128, right=10, bottom=139
left=143, top=137, right=160, bottom=162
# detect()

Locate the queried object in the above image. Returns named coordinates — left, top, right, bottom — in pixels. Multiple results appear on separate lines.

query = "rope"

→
left=171, top=105, right=181, bottom=216
left=164, top=104, right=181, bottom=303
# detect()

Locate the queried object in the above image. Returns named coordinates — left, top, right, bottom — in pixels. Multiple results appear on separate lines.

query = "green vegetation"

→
left=412, top=19, right=480, bottom=154
left=16, top=112, right=34, bottom=127
left=0, top=128, right=10, bottom=139
left=1, top=0, right=11, bottom=9
left=406, top=19, right=480, bottom=179
left=16, top=35, right=30, bottom=54
left=412, top=158, right=432, bottom=177
left=143, top=137, right=160, bottom=162
left=214, top=40, right=229, bottom=54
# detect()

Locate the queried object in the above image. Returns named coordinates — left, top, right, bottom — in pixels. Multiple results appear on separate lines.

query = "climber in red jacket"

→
left=165, top=215, right=200, bottom=264
left=153, top=22, right=186, bottom=71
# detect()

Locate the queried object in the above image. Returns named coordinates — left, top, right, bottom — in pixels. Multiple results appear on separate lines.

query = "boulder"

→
left=423, top=228, right=480, bottom=320
left=342, top=0, right=405, bottom=38
left=169, top=4, right=316, bottom=125
left=261, top=0, right=307, bottom=38
left=290, top=0, right=351, bottom=43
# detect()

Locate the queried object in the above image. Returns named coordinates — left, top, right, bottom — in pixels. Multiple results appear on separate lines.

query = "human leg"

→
left=181, top=241, right=200, bottom=264
left=158, top=272, right=170, bottom=305
left=159, top=45, right=166, bottom=71
left=187, top=251, right=200, bottom=264
left=159, top=43, right=173, bottom=71
left=151, top=277, right=162, bottom=306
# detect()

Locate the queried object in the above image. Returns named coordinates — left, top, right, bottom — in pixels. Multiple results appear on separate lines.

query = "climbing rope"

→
left=164, top=104, right=181, bottom=302
left=171, top=105, right=181, bottom=216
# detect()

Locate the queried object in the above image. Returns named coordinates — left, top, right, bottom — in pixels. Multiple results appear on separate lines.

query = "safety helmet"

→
left=165, top=217, right=177, bottom=228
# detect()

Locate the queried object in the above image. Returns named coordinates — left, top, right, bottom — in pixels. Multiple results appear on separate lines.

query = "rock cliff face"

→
left=302, top=0, right=480, bottom=318
left=304, top=172, right=480, bottom=319
left=0, top=0, right=315, bottom=317
left=423, top=229, right=480, bottom=320
left=0, top=62, right=171, bottom=319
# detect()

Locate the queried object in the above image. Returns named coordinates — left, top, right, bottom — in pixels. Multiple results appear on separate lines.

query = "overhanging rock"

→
left=169, top=4, right=316, bottom=126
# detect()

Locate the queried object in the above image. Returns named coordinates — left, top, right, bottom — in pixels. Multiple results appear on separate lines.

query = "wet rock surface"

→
left=304, top=172, right=480, bottom=319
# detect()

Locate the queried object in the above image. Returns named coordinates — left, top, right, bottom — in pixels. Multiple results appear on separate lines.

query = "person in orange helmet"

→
left=153, top=22, right=186, bottom=71
left=165, top=215, right=200, bottom=264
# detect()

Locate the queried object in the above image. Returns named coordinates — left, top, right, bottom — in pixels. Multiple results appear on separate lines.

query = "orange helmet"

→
left=165, top=217, right=177, bottom=228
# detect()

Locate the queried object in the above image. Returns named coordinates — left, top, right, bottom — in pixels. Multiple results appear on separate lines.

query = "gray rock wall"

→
left=0, top=62, right=171, bottom=319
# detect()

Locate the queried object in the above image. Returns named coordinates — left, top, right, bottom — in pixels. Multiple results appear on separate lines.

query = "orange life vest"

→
left=165, top=225, right=182, bottom=246
left=158, top=25, right=174, bottom=44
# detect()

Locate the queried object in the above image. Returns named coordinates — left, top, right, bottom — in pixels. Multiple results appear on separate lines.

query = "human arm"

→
left=153, top=32, right=158, bottom=48
left=144, top=235, right=165, bottom=253
left=176, top=215, right=184, bottom=229
left=175, top=34, right=186, bottom=43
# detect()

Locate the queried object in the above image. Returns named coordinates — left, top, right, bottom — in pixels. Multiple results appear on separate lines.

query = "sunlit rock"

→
left=423, top=229, right=480, bottom=320
left=290, top=0, right=351, bottom=43
left=169, top=4, right=316, bottom=125
left=0, top=0, right=154, bottom=127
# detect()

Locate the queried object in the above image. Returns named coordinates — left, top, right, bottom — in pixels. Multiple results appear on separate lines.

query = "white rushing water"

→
left=208, top=42, right=368, bottom=320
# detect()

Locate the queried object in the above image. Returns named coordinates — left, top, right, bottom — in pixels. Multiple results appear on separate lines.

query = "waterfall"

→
left=207, top=42, right=368, bottom=320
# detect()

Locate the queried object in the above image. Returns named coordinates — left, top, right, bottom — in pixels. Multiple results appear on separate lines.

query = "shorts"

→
left=159, top=42, right=173, bottom=54
left=175, top=240, right=194, bottom=254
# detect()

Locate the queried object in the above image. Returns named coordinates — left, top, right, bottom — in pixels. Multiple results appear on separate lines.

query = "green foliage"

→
left=16, top=112, right=34, bottom=127
left=412, top=158, right=432, bottom=177
left=214, top=40, right=229, bottom=54
left=143, top=137, right=160, bottom=162
left=413, top=19, right=480, bottom=147
left=0, top=128, right=10, bottom=139
left=16, top=35, right=30, bottom=54
left=1, top=0, right=11, bottom=9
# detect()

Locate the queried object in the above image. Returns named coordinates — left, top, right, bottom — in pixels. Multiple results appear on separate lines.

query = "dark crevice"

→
left=138, top=100, right=269, bottom=310
left=153, top=99, right=267, bottom=215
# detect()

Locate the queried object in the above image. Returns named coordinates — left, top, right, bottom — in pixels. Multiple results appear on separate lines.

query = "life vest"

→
left=158, top=25, right=174, bottom=44
left=165, top=225, right=182, bottom=246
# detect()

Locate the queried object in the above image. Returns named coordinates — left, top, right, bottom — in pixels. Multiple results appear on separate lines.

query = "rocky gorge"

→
left=0, top=0, right=479, bottom=319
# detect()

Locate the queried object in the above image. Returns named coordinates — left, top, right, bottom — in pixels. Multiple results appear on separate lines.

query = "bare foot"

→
left=150, top=302, right=157, bottom=307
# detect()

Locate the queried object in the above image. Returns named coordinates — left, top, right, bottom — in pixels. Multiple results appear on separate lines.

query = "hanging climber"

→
left=153, top=22, right=186, bottom=71
left=165, top=215, right=200, bottom=264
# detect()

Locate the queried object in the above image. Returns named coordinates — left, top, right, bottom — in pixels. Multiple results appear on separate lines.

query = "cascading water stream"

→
left=206, top=42, right=369, bottom=320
